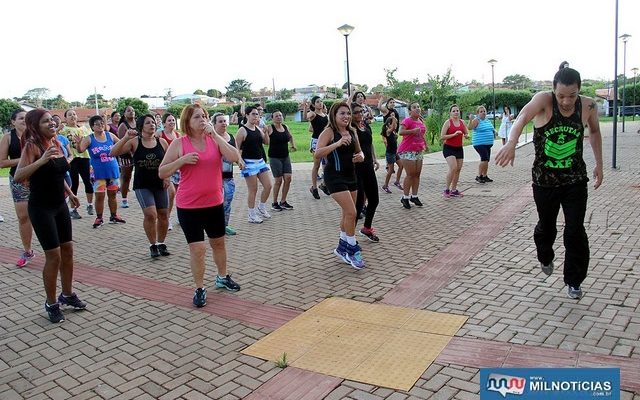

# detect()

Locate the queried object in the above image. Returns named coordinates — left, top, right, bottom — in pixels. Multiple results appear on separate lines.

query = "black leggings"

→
left=28, top=202, right=72, bottom=250
left=70, top=158, right=93, bottom=195
left=355, top=165, right=379, bottom=229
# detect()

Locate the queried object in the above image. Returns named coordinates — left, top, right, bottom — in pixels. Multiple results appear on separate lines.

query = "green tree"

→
left=421, top=69, right=457, bottom=144
left=277, top=88, right=295, bottom=100
left=225, top=79, right=252, bottom=100
left=49, top=94, right=70, bottom=110
left=325, top=87, right=344, bottom=99
left=384, top=68, right=419, bottom=102
left=370, top=84, right=386, bottom=93
left=23, top=87, right=50, bottom=107
left=85, top=93, right=109, bottom=109
left=502, top=74, right=533, bottom=90
left=167, top=103, right=187, bottom=119
left=193, top=89, right=206, bottom=95
left=207, top=89, right=222, bottom=98
left=0, top=98, right=22, bottom=129
left=264, top=101, right=299, bottom=119
left=116, top=98, right=149, bottom=119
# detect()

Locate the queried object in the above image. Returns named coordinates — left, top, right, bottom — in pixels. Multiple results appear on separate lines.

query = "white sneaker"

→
left=257, top=205, right=271, bottom=219
left=248, top=211, right=263, bottom=224
left=168, top=222, right=173, bottom=231
left=0, top=215, right=4, bottom=222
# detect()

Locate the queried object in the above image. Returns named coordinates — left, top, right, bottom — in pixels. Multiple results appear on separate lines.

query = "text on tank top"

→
left=132, top=137, right=165, bottom=190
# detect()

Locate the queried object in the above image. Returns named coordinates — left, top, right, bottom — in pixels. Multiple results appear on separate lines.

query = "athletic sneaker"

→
left=121, top=199, right=129, bottom=208
left=359, top=227, right=380, bottom=243
left=16, top=250, right=35, bottom=268
left=57, top=293, right=87, bottom=309
left=168, top=222, right=173, bottom=231
left=248, top=211, right=263, bottom=224
left=149, top=244, right=161, bottom=258
left=540, top=260, right=554, bottom=276
left=319, top=183, right=330, bottom=196
left=345, top=243, right=365, bottom=270
left=225, top=226, right=237, bottom=235
left=393, top=181, right=404, bottom=190
left=450, top=189, right=464, bottom=198
left=157, top=244, right=170, bottom=256
left=45, top=302, right=64, bottom=323
left=410, top=197, right=423, bottom=207
left=215, top=275, right=241, bottom=292
left=401, top=198, right=411, bottom=209
left=0, top=214, right=4, bottom=222
left=475, top=176, right=486, bottom=184
left=193, top=288, right=207, bottom=307
left=443, top=189, right=451, bottom=198
left=567, top=285, right=583, bottom=300
left=92, top=217, right=104, bottom=229
left=86, top=204, right=94, bottom=215
left=272, top=202, right=284, bottom=211
left=279, top=201, right=293, bottom=210
left=333, top=239, right=350, bottom=264
left=310, top=187, right=320, bottom=199
left=382, top=185, right=392, bottom=194
left=257, top=205, right=271, bottom=219
left=69, top=209, right=82, bottom=219
left=483, top=175, right=494, bottom=183
left=109, top=214, right=126, bottom=224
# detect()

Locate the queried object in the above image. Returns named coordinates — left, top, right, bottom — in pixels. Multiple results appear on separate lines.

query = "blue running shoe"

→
left=567, top=285, right=583, bottom=300
left=215, top=275, right=241, bottom=292
left=57, top=293, right=86, bottom=310
left=45, top=302, right=65, bottom=323
left=334, top=239, right=350, bottom=264
left=193, top=287, right=207, bottom=307
left=345, top=243, right=365, bottom=270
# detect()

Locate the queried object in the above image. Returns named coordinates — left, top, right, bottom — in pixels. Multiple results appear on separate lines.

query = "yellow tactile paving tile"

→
left=242, top=298, right=468, bottom=391
left=401, top=310, right=468, bottom=336
left=347, top=330, right=454, bottom=391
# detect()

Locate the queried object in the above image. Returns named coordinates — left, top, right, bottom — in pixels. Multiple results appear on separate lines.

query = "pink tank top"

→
left=176, top=135, right=223, bottom=209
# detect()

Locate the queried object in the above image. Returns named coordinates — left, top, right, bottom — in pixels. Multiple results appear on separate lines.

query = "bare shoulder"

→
left=580, top=95, right=598, bottom=111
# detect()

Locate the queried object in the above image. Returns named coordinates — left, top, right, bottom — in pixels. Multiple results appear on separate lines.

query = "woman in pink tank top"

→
left=159, top=104, right=243, bottom=308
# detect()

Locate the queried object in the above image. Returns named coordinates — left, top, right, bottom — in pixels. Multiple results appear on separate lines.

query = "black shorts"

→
left=270, top=156, right=292, bottom=177
left=28, top=202, right=72, bottom=251
left=443, top=144, right=464, bottom=160
left=473, top=144, right=493, bottom=162
left=324, top=171, right=358, bottom=194
left=177, top=204, right=225, bottom=243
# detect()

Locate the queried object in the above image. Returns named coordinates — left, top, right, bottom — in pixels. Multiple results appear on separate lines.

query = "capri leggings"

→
left=28, top=202, right=72, bottom=251
left=355, top=166, right=380, bottom=229
left=70, top=158, right=94, bottom=195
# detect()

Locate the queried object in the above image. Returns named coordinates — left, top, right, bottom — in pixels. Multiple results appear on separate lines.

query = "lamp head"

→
left=620, top=33, right=631, bottom=43
left=487, top=59, right=497, bottom=66
left=338, top=24, right=355, bottom=36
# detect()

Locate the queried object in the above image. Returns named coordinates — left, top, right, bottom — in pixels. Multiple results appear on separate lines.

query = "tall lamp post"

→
left=488, top=59, right=497, bottom=128
left=620, top=34, right=631, bottom=132
left=338, top=24, right=354, bottom=98
left=632, top=67, right=638, bottom=121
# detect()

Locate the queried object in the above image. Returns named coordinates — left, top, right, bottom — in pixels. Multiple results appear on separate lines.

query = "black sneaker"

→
left=149, top=244, right=161, bottom=258
left=567, top=285, right=583, bottom=300
left=193, top=287, right=207, bottom=307
left=57, top=293, right=87, bottom=310
left=279, top=201, right=293, bottom=210
left=483, top=175, right=493, bottom=182
left=157, top=244, right=170, bottom=256
left=109, top=214, right=126, bottom=224
left=475, top=176, right=486, bottom=184
left=319, top=183, right=330, bottom=196
left=272, top=202, right=284, bottom=211
left=310, top=187, right=320, bottom=199
left=410, top=197, right=423, bottom=207
left=45, top=302, right=65, bottom=323
left=216, top=275, right=241, bottom=292
left=401, top=198, right=411, bottom=209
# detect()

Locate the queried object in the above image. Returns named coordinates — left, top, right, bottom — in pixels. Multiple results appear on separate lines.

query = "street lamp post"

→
left=488, top=59, right=497, bottom=128
left=632, top=67, right=638, bottom=121
left=337, top=24, right=355, bottom=98
left=94, top=86, right=99, bottom=116
left=620, top=34, right=631, bottom=132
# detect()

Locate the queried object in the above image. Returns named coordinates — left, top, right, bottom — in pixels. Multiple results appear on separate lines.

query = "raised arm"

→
left=110, top=129, right=137, bottom=156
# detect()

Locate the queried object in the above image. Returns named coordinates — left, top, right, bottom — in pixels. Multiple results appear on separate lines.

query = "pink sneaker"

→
left=16, top=250, right=35, bottom=268
left=443, top=189, right=451, bottom=198
left=381, top=185, right=392, bottom=194
left=393, top=181, right=404, bottom=190
left=450, top=189, right=464, bottom=197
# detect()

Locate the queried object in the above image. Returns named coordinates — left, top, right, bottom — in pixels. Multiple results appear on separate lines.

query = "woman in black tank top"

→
left=304, top=96, right=330, bottom=198
left=0, top=109, right=35, bottom=267
left=116, top=106, right=137, bottom=208
left=14, top=109, right=85, bottom=323
left=314, top=102, right=367, bottom=270
left=111, top=114, right=171, bottom=258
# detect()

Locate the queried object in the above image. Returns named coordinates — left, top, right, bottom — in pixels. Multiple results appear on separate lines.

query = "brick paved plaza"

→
left=1, top=122, right=639, bottom=399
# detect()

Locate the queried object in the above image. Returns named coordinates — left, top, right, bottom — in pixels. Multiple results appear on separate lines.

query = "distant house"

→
left=139, top=97, right=166, bottom=110
left=595, top=88, right=616, bottom=116
left=171, top=94, right=219, bottom=106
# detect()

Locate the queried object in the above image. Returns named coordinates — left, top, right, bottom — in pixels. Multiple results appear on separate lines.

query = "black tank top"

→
left=132, top=137, right=165, bottom=190
left=240, top=125, right=264, bottom=160
left=324, top=129, right=356, bottom=176
left=8, top=129, right=21, bottom=177
left=383, top=109, right=400, bottom=133
left=355, top=125, right=373, bottom=165
left=268, top=124, right=290, bottom=159
left=118, top=120, right=136, bottom=160
left=29, top=153, right=69, bottom=208
left=310, top=114, right=328, bottom=139
left=532, top=95, right=587, bottom=187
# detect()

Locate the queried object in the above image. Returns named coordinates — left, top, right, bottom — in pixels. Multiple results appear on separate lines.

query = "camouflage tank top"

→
left=531, top=95, right=588, bottom=187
